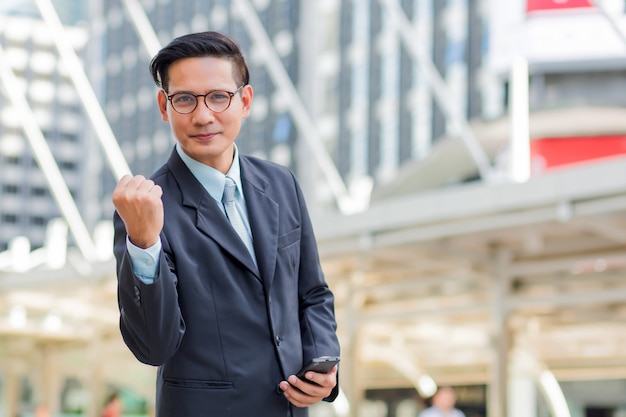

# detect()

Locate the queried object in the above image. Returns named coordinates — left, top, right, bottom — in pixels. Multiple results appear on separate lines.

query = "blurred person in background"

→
left=419, top=386, right=466, bottom=417
left=33, top=404, right=50, bottom=417
left=111, top=31, right=340, bottom=417
left=100, top=392, right=122, bottom=417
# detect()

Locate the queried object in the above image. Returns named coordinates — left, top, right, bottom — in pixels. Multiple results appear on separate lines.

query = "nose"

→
left=191, top=99, right=215, bottom=124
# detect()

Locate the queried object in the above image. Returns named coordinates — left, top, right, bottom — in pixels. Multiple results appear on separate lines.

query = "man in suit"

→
left=112, top=31, right=340, bottom=417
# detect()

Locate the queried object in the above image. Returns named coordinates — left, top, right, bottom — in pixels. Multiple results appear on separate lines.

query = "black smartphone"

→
left=295, top=356, right=340, bottom=381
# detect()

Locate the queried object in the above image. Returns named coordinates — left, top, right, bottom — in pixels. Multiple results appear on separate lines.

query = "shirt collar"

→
left=175, top=143, right=244, bottom=202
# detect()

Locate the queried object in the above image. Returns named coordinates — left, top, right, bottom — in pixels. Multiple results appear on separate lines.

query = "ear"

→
left=157, top=90, right=169, bottom=122
left=240, top=84, right=254, bottom=119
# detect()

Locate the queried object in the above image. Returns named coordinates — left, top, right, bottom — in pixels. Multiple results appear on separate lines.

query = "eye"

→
left=208, top=91, right=230, bottom=101
left=172, top=93, right=196, bottom=104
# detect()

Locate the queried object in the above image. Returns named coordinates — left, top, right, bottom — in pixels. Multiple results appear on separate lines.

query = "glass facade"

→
left=325, top=0, right=485, bottom=194
left=0, top=14, right=92, bottom=251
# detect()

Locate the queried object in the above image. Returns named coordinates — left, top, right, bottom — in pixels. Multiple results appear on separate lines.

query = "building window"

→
left=60, top=161, right=77, bottom=170
left=30, top=216, right=46, bottom=226
left=2, top=214, right=18, bottom=224
left=2, top=184, right=19, bottom=194
left=61, top=133, right=78, bottom=143
left=4, top=156, right=21, bottom=165
left=31, top=187, right=47, bottom=197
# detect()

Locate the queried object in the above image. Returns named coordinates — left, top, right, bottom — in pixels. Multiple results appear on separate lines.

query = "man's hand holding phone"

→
left=279, top=356, right=340, bottom=408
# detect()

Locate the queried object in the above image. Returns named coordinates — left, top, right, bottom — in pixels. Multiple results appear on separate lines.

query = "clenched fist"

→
left=112, top=175, right=164, bottom=249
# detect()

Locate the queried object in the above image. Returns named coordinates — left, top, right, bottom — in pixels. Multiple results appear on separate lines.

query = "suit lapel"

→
left=167, top=151, right=260, bottom=278
left=241, top=157, right=279, bottom=289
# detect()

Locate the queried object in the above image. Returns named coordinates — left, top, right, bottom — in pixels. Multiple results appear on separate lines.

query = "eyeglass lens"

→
left=170, top=91, right=233, bottom=114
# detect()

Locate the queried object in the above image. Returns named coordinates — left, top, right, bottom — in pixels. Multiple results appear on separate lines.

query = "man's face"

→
left=432, top=387, right=456, bottom=411
left=157, top=56, right=252, bottom=173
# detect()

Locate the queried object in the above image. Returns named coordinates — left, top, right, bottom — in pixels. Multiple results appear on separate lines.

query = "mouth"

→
left=192, top=132, right=219, bottom=141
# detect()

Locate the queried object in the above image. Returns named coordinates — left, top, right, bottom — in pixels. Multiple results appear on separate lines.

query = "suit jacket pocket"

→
left=163, top=377, right=234, bottom=389
left=277, top=227, right=301, bottom=249
left=160, top=377, right=236, bottom=417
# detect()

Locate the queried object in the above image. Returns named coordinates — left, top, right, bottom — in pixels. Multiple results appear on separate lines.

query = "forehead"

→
left=436, top=388, right=455, bottom=399
left=167, top=56, right=236, bottom=90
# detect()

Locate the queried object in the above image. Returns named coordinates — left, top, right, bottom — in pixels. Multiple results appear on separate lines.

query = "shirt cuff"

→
left=126, top=236, right=161, bottom=284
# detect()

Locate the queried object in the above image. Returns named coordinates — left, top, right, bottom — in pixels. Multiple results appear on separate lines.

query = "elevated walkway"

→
left=314, top=148, right=626, bottom=413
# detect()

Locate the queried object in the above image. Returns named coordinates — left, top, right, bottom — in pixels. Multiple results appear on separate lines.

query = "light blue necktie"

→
left=222, top=176, right=255, bottom=259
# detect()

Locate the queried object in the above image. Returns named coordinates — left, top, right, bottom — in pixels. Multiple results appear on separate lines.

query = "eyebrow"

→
left=169, top=87, right=236, bottom=95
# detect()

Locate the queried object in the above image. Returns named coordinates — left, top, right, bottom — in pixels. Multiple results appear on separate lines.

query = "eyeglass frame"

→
left=164, top=84, right=246, bottom=114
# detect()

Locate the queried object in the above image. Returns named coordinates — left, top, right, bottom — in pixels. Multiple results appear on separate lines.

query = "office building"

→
left=0, top=6, right=97, bottom=252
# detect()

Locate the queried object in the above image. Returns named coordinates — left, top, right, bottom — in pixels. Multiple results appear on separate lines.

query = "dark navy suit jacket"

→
left=114, top=149, right=340, bottom=417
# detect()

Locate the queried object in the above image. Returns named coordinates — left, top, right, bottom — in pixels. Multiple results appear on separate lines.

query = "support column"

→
left=41, top=345, right=62, bottom=415
left=508, top=378, right=536, bottom=417
left=488, top=248, right=512, bottom=417
left=508, top=352, right=537, bottom=417
left=2, top=361, right=21, bottom=417
left=343, top=254, right=369, bottom=417
left=86, top=337, right=105, bottom=417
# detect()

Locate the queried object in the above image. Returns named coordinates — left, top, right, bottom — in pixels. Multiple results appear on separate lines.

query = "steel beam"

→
left=0, top=42, right=98, bottom=262
left=35, top=0, right=131, bottom=181
left=119, top=0, right=161, bottom=57
left=233, top=0, right=357, bottom=214
left=377, top=0, right=494, bottom=181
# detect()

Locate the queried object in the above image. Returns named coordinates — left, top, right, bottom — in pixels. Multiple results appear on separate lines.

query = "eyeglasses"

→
left=165, top=85, right=245, bottom=114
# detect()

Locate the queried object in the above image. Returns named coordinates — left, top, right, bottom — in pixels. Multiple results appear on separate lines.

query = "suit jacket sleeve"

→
left=290, top=171, right=341, bottom=401
left=114, top=211, right=186, bottom=365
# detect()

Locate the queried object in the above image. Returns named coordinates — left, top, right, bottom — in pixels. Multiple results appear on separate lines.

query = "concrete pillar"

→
left=2, top=362, right=21, bottom=417
left=42, top=345, right=62, bottom=415
left=508, top=376, right=537, bottom=417
left=85, top=338, right=105, bottom=417
left=29, top=345, right=62, bottom=414
left=344, top=262, right=368, bottom=417
left=508, top=351, right=538, bottom=417
left=487, top=248, right=512, bottom=417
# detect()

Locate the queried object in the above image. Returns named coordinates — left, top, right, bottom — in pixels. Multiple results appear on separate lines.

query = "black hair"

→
left=149, top=31, right=250, bottom=91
